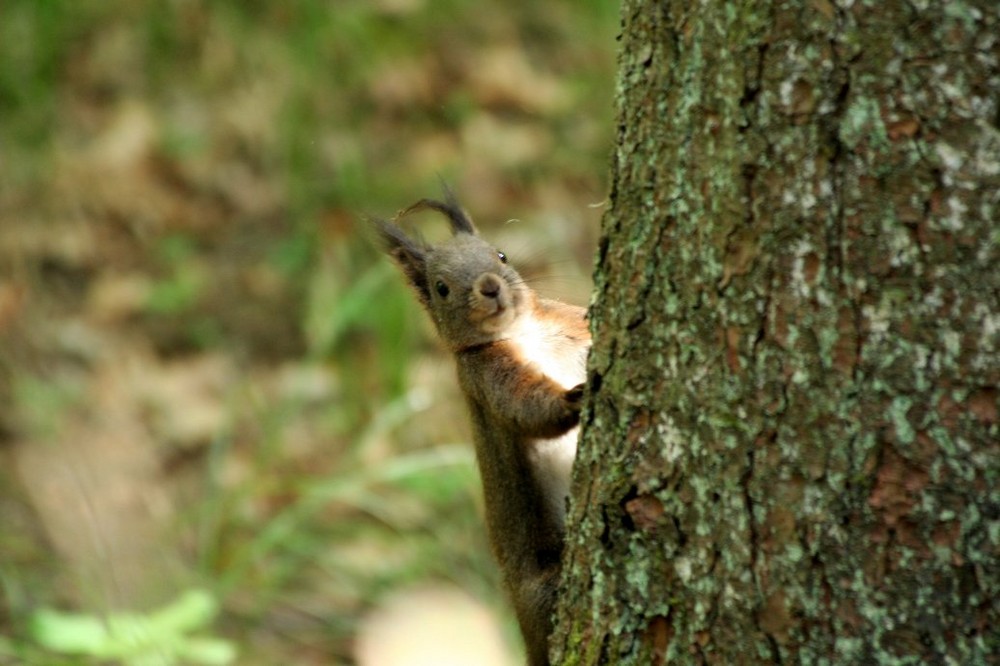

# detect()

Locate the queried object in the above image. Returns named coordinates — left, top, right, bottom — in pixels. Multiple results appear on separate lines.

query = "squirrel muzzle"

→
left=471, top=272, right=520, bottom=333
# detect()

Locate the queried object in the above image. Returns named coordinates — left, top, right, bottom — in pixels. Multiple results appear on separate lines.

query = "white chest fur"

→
left=509, top=314, right=587, bottom=524
left=509, top=315, right=587, bottom=390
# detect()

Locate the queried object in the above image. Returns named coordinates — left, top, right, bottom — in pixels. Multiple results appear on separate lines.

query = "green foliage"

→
left=0, top=0, right=616, bottom=662
left=30, top=590, right=235, bottom=666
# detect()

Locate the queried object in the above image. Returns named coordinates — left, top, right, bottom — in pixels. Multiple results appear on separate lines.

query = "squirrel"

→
left=373, top=190, right=590, bottom=666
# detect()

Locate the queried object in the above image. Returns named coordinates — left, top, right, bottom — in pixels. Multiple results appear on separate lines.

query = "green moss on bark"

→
left=552, top=1, right=999, bottom=664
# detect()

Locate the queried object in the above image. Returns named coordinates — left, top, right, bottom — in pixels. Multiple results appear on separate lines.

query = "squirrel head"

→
left=375, top=192, right=532, bottom=351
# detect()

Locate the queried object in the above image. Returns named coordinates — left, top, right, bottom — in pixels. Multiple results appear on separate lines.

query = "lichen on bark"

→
left=552, top=1, right=999, bottom=664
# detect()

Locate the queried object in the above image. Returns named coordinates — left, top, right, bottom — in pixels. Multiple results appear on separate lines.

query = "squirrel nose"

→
left=477, top=274, right=502, bottom=299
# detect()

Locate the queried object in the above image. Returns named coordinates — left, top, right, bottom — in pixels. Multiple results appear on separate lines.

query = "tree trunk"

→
left=553, top=1, right=999, bottom=664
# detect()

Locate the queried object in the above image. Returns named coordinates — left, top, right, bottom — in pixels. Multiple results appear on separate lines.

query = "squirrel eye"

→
left=497, top=250, right=508, bottom=264
left=435, top=280, right=450, bottom=298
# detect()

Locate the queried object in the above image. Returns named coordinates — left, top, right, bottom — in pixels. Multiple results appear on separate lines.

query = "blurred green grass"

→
left=0, top=0, right=617, bottom=663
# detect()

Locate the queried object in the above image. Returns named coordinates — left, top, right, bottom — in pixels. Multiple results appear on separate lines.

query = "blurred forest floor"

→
left=0, top=1, right=616, bottom=664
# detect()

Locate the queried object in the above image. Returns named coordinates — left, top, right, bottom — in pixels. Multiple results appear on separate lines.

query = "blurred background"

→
left=0, top=1, right=616, bottom=663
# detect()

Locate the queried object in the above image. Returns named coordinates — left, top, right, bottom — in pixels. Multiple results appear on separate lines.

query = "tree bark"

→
left=553, top=1, right=999, bottom=664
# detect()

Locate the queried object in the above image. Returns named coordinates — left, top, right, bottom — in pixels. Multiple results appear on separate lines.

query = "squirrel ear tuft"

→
left=397, top=185, right=477, bottom=236
left=372, top=218, right=431, bottom=306
left=439, top=183, right=477, bottom=235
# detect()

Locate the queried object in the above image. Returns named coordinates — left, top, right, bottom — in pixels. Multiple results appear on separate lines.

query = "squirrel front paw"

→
left=551, top=383, right=585, bottom=432
left=514, top=380, right=585, bottom=437
left=565, top=383, right=585, bottom=406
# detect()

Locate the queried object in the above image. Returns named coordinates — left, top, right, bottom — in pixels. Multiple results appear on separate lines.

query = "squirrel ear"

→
left=390, top=246, right=431, bottom=306
left=397, top=185, right=477, bottom=236
left=439, top=184, right=477, bottom=235
left=372, top=218, right=431, bottom=305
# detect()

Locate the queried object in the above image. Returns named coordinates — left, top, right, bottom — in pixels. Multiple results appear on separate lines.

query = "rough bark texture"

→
left=553, top=1, right=999, bottom=664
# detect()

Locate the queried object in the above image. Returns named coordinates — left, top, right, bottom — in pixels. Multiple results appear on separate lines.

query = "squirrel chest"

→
left=509, top=312, right=586, bottom=390
left=505, top=310, right=587, bottom=523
